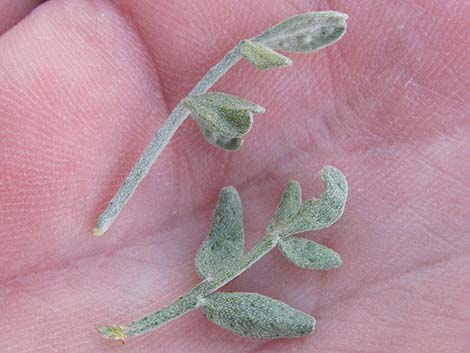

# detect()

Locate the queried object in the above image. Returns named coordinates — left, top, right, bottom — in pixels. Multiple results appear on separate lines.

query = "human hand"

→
left=1, top=1, right=469, bottom=352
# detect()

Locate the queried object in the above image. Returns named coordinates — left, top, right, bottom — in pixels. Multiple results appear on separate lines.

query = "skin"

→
left=1, top=0, right=469, bottom=352
left=0, top=0, right=42, bottom=35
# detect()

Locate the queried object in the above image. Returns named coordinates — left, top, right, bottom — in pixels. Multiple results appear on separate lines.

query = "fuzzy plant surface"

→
left=92, top=10, right=348, bottom=236
left=99, top=166, right=348, bottom=342
left=2, top=1, right=470, bottom=353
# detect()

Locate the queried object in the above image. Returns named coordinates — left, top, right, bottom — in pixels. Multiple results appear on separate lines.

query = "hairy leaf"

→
left=241, top=40, right=292, bottom=70
left=278, top=236, right=342, bottom=270
left=268, top=180, right=302, bottom=232
left=195, top=187, right=244, bottom=279
left=203, top=292, right=315, bottom=338
left=197, top=119, right=243, bottom=151
left=184, top=92, right=264, bottom=150
left=253, top=11, right=348, bottom=53
left=286, top=166, right=348, bottom=235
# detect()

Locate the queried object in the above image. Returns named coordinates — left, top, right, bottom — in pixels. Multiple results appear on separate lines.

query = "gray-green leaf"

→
left=278, top=236, right=342, bottom=270
left=203, top=292, right=315, bottom=338
left=195, top=187, right=244, bottom=279
left=197, top=119, right=243, bottom=151
left=253, top=11, right=348, bottom=53
left=286, top=166, right=348, bottom=235
left=268, top=180, right=302, bottom=232
left=241, top=40, right=292, bottom=70
left=184, top=92, right=265, bottom=150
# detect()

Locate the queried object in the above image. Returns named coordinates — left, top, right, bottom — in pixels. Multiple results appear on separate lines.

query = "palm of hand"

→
left=1, top=1, right=469, bottom=352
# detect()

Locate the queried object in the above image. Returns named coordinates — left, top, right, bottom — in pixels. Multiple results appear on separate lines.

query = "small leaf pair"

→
left=269, top=166, right=348, bottom=235
left=269, top=166, right=347, bottom=270
left=184, top=93, right=265, bottom=151
left=240, top=11, right=348, bottom=70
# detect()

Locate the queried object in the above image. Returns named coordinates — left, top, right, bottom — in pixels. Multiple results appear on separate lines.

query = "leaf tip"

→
left=287, top=179, right=301, bottom=189
left=319, top=165, right=348, bottom=193
left=331, top=253, right=343, bottom=269
left=220, top=186, right=239, bottom=198
left=222, top=185, right=236, bottom=191
left=305, top=314, right=316, bottom=335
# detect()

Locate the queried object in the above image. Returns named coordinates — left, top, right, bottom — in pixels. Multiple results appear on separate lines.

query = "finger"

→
left=0, top=0, right=332, bottom=282
left=2, top=0, right=470, bottom=352
left=0, top=0, right=170, bottom=279
left=0, top=0, right=43, bottom=35
left=0, top=2, right=348, bottom=352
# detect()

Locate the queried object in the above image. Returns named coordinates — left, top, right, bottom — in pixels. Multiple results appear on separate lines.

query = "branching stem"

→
left=100, top=232, right=280, bottom=339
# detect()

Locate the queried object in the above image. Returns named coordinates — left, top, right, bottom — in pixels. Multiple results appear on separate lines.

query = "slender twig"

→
left=99, top=232, right=279, bottom=339
left=93, top=46, right=243, bottom=236
left=99, top=166, right=348, bottom=341
left=93, top=11, right=349, bottom=236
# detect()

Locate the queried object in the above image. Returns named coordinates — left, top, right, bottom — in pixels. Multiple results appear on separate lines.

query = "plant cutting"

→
left=96, top=9, right=349, bottom=344
left=99, top=166, right=348, bottom=342
left=93, top=11, right=349, bottom=236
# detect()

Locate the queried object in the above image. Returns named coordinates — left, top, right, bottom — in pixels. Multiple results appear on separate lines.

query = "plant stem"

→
left=101, top=233, right=280, bottom=340
left=93, top=45, right=243, bottom=236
